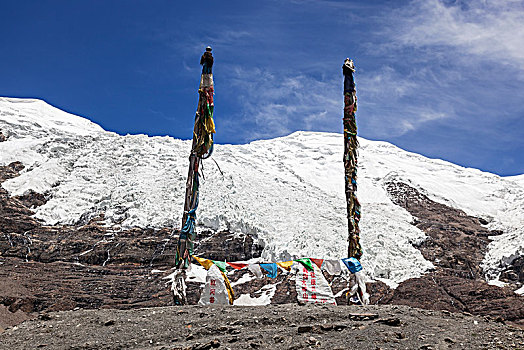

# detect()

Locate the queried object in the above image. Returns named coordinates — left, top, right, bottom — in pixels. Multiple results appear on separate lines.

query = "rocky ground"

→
left=1, top=158, right=524, bottom=348
left=2, top=304, right=524, bottom=350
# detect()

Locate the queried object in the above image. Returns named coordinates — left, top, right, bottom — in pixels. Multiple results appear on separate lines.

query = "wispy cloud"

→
left=224, top=66, right=340, bottom=141
left=355, top=0, right=524, bottom=138
left=357, top=64, right=456, bottom=137
left=156, top=0, right=523, bottom=158
left=392, top=0, right=524, bottom=72
left=182, top=30, right=253, bottom=57
left=361, top=66, right=418, bottom=99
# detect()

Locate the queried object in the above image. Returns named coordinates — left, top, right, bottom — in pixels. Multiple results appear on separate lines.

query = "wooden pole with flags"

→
left=342, top=58, right=362, bottom=262
left=172, top=46, right=216, bottom=305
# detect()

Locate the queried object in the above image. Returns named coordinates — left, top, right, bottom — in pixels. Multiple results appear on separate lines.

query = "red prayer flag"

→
left=227, top=262, right=248, bottom=270
left=310, top=258, right=324, bottom=269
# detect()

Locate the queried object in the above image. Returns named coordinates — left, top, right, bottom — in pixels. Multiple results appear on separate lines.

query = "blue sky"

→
left=1, top=0, right=523, bottom=176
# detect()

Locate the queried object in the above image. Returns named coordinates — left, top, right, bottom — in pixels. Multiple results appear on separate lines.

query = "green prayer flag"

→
left=212, top=260, right=227, bottom=273
left=295, top=258, right=314, bottom=271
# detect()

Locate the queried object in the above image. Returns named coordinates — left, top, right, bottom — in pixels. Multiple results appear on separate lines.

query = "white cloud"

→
left=359, top=66, right=418, bottom=100
left=356, top=65, right=454, bottom=137
left=355, top=0, right=524, bottom=138
left=226, top=67, right=341, bottom=140
left=224, top=63, right=455, bottom=141
left=393, top=0, right=524, bottom=71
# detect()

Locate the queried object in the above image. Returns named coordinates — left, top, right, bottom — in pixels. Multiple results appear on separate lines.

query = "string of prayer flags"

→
left=193, top=255, right=362, bottom=277
left=190, top=255, right=367, bottom=306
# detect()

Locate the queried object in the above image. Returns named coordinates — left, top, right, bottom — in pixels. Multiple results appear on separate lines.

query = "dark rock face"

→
left=0, top=131, right=7, bottom=142
left=195, top=229, right=263, bottom=262
left=384, top=275, right=524, bottom=321
left=0, top=257, right=173, bottom=314
left=14, top=189, right=47, bottom=209
left=385, top=181, right=490, bottom=279
left=0, top=163, right=178, bottom=326
left=0, top=161, right=263, bottom=328
left=499, top=255, right=524, bottom=284
left=0, top=161, right=24, bottom=182
left=0, top=163, right=42, bottom=236
left=384, top=181, right=524, bottom=327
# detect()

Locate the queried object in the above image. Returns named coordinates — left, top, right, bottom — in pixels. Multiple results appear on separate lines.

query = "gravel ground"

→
left=1, top=304, right=523, bottom=350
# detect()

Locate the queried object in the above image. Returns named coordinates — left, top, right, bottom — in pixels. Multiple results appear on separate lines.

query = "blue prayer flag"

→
left=259, top=263, right=278, bottom=278
left=341, top=257, right=362, bottom=273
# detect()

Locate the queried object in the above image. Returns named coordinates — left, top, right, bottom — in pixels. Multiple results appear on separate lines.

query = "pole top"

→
left=343, top=58, right=355, bottom=72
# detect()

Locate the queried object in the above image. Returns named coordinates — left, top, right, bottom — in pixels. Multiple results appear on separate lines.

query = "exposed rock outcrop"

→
left=0, top=161, right=263, bottom=328
left=385, top=181, right=490, bottom=279
left=385, top=274, right=524, bottom=323
left=384, top=181, right=524, bottom=326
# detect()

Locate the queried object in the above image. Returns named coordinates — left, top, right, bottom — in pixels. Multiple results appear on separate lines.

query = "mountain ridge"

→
left=1, top=97, right=523, bottom=332
left=1, top=97, right=523, bottom=288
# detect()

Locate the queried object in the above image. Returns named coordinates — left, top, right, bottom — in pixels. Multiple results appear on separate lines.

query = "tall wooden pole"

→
left=172, top=47, right=215, bottom=304
left=176, top=99, right=203, bottom=268
left=342, top=58, right=362, bottom=261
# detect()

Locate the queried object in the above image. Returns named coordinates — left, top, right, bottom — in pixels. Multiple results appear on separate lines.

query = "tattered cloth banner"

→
left=193, top=256, right=234, bottom=304
left=199, top=265, right=230, bottom=305
left=323, top=260, right=343, bottom=275
left=296, top=264, right=337, bottom=305
left=247, top=263, right=264, bottom=278
left=228, top=262, right=248, bottom=270
left=276, top=261, right=294, bottom=271
left=341, top=257, right=362, bottom=274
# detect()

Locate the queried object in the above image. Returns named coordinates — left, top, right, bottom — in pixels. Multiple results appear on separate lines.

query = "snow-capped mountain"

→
left=1, top=97, right=523, bottom=288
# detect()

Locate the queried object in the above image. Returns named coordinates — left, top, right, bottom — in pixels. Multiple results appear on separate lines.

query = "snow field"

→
left=1, top=97, right=523, bottom=287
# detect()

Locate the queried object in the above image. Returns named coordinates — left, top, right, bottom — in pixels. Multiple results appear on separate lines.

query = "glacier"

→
left=0, top=97, right=523, bottom=287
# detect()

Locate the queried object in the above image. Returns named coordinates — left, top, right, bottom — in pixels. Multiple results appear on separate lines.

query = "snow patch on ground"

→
left=233, top=284, right=277, bottom=306
left=487, top=279, right=507, bottom=288
left=185, top=264, right=207, bottom=284
left=230, top=273, right=256, bottom=288
left=515, top=285, right=524, bottom=295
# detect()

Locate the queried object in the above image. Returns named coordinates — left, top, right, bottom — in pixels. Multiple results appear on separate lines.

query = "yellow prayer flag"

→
left=276, top=261, right=295, bottom=271
left=193, top=255, right=214, bottom=270
left=220, top=271, right=235, bottom=305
